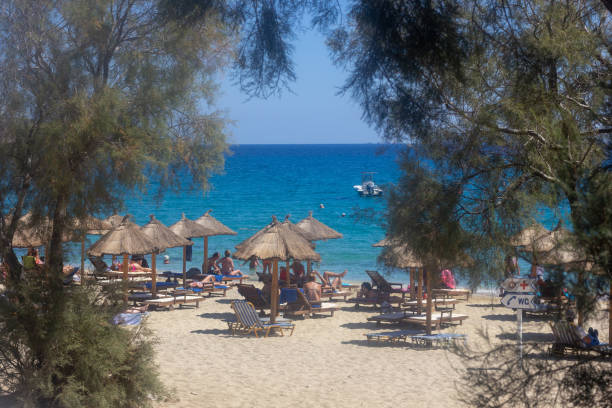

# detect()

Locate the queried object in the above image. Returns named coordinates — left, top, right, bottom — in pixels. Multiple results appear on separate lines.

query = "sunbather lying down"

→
left=312, top=270, right=347, bottom=290
left=190, top=274, right=219, bottom=288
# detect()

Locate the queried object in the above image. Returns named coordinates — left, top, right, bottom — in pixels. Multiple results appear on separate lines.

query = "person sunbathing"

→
left=218, top=250, right=242, bottom=276
left=312, top=270, right=347, bottom=290
left=189, top=274, right=218, bottom=288
left=303, top=274, right=322, bottom=302
left=129, top=259, right=152, bottom=272
left=567, top=310, right=601, bottom=346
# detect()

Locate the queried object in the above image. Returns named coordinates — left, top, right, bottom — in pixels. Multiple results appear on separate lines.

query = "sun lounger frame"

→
left=230, top=300, right=295, bottom=337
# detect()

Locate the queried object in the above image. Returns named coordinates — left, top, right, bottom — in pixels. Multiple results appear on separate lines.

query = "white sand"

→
left=148, top=285, right=609, bottom=408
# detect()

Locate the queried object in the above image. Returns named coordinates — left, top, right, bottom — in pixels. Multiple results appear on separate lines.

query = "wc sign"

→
left=501, top=293, right=537, bottom=309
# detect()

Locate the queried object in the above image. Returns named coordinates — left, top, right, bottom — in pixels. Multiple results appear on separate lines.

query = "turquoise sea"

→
left=70, top=144, right=408, bottom=283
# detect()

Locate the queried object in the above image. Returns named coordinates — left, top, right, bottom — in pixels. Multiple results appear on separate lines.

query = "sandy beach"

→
left=148, top=283, right=610, bottom=408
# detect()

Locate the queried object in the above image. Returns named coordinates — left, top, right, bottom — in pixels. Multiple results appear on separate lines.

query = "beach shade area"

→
left=195, top=210, right=237, bottom=274
left=234, top=216, right=321, bottom=323
left=88, top=216, right=158, bottom=302
left=68, top=215, right=113, bottom=275
left=169, top=213, right=214, bottom=287
left=295, top=211, right=343, bottom=273
left=374, top=237, right=426, bottom=316
left=141, top=215, right=192, bottom=296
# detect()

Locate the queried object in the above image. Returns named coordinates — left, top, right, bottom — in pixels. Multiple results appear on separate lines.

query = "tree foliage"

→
left=329, top=0, right=611, bottom=295
left=0, top=1, right=232, bottom=405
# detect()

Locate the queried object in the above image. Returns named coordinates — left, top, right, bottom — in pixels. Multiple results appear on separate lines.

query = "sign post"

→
left=500, top=277, right=537, bottom=363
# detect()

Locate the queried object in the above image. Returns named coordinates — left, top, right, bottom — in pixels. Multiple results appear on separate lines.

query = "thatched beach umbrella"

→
left=10, top=212, right=51, bottom=248
left=141, top=215, right=192, bottom=296
left=195, top=210, right=237, bottom=275
left=88, top=217, right=158, bottom=302
left=105, top=213, right=125, bottom=228
left=296, top=211, right=343, bottom=273
left=374, top=238, right=425, bottom=315
left=69, top=216, right=113, bottom=276
left=169, top=213, right=214, bottom=287
left=234, top=216, right=321, bottom=323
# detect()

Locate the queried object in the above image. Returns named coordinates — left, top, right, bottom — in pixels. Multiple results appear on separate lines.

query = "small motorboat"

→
left=354, top=172, right=383, bottom=197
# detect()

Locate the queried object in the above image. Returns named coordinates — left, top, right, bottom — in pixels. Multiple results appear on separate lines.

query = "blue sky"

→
left=216, top=29, right=380, bottom=144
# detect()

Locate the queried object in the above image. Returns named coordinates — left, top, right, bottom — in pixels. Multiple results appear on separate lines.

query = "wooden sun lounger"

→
left=143, top=291, right=205, bottom=310
left=229, top=300, right=295, bottom=337
left=346, top=294, right=403, bottom=309
left=365, top=331, right=467, bottom=347
left=401, top=298, right=459, bottom=311
left=431, top=288, right=471, bottom=301
left=550, top=321, right=611, bottom=357
left=320, top=290, right=351, bottom=301
left=365, top=330, right=415, bottom=344
left=283, top=289, right=338, bottom=318
left=104, top=270, right=152, bottom=280
left=404, top=312, right=468, bottom=331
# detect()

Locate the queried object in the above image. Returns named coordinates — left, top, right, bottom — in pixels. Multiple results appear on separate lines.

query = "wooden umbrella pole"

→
left=286, top=259, right=290, bottom=286
left=203, top=236, right=208, bottom=274
left=417, top=268, right=423, bottom=315
left=80, top=237, right=85, bottom=279
left=122, top=254, right=129, bottom=304
left=271, top=259, right=279, bottom=323
left=609, top=281, right=611, bottom=344
left=151, top=252, right=157, bottom=298
left=409, top=267, right=415, bottom=300
left=182, top=246, right=187, bottom=288
left=426, top=267, right=433, bottom=335
left=307, top=260, right=312, bottom=276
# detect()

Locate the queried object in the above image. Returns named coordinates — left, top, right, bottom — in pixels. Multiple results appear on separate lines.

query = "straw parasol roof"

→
left=10, top=212, right=53, bottom=248
left=296, top=211, right=342, bottom=241
left=373, top=238, right=424, bottom=268
left=195, top=210, right=237, bottom=236
left=69, top=215, right=113, bottom=235
left=106, top=213, right=125, bottom=228
left=510, top=222, right=553, bottom=251
left=282, top=215, right=318, bottom=242
left=141, top=215, right=192, bottom=252
left=233, top=216, right=321, bottom=262
left=88, top=217, right=159, bottom=257
left=168, top=213, right=214, bottom=239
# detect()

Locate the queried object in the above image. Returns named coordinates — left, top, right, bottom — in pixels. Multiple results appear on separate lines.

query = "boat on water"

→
left=354, top=172, right=383, bottom=197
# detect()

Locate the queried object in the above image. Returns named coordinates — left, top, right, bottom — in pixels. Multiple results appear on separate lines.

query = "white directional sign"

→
left=500, top=293, right=537, bottom=309
left=500, top=278, right=537, bottom=293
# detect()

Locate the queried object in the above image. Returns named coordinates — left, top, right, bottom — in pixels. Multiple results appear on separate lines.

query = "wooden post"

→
left=122, top=254, right=129, bottom=304
left=80, top=237, right=85, bottom=279
left=182, top=246, right=187, bottom=288
left=409, top=267, right=415, bottom=300
left=307, top=260, right=312, bottom=276
left=426, top=267, right=433, bottom=335
left=151, top=252, right=157, bottom=298
left=577, top=270, right=584, bottom=326
left=609, top=282, right=611, bottom=344
left=270, top=259, right=279, bottom=323
left=286, top=259, right=290, bottom=286
left=202, top=236, right=208, bottom=274
left=417, top=268, right=423, bottom=315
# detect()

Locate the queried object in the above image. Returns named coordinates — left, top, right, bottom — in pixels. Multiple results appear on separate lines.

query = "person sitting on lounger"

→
left=291, top=261, right=306, bottom=287
left=207, top=252, right=221, bottom=274
left=357, top=282, right=376, bottom=299
left=218, top=250, right=241, bottom=276
left=567, top=310, right=600, bottom=346
left=303, top=274, right=322, bottom=302
left=129, top=259, right=152, bottom=272
left=312, top=270, right=347, bottom=290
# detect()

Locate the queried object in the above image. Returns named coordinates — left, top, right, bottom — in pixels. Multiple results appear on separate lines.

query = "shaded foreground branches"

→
left=0, top=276, right=166, bottom=407
left=453, top=338, right=611, bottom=408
